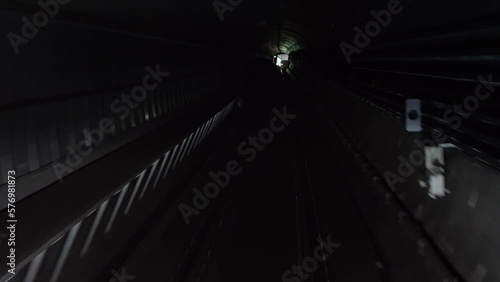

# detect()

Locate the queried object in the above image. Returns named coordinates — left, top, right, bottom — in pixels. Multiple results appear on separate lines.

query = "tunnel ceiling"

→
left=5, top=0, right=326, bottom=57
left=5, top=0, right=500, bottom=59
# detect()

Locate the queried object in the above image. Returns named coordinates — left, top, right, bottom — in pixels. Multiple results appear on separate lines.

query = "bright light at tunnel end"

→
left=274, top=54, right=289, bottom=69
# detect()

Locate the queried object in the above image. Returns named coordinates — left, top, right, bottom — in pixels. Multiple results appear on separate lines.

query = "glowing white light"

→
left=275, top=54, right=289, bottom=67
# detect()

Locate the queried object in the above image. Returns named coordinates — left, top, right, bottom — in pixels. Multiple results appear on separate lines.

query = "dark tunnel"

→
left=1, top=0, right=500, bottom=281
